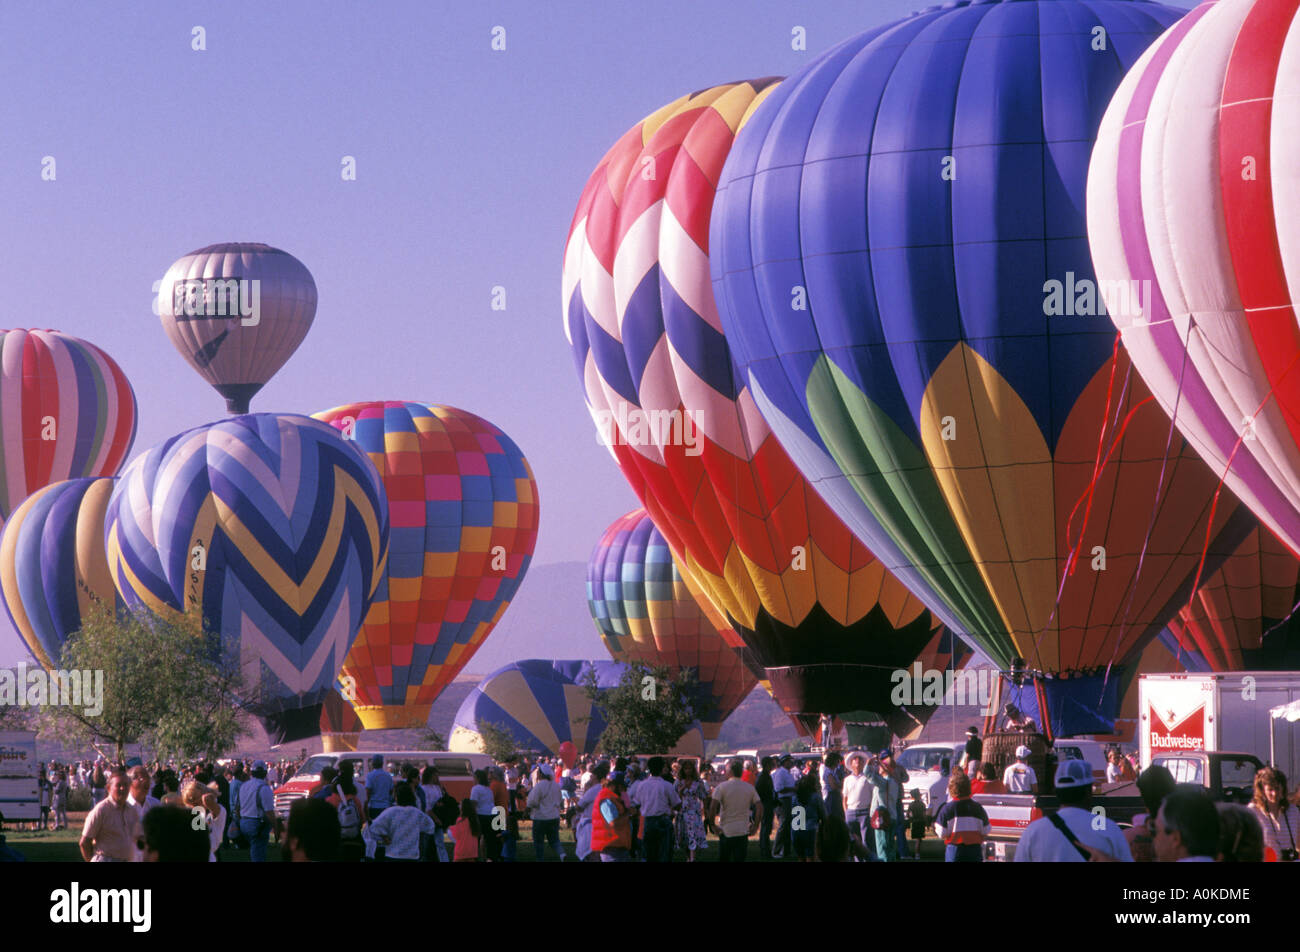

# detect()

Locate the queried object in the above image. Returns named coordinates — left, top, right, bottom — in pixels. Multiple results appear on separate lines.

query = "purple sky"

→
left=0, top=0, right=1196, bottom=668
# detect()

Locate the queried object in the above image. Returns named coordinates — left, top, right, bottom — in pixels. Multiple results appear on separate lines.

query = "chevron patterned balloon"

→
left=0, top=477, right=120, bottom=670
left=104, top=413, right=389, bottom=743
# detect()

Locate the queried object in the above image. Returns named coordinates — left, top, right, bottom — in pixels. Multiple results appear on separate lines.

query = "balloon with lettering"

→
left=0, top=478, right=119, bottom=669
left=158, top=243, right=316, bottom=414
left=0, top=329, right=136, bottom=524
left=564, top=79, right=949, bottom=730
left=103, top=413, right=389, bottom=743
left=448, top=659, right=703, bottom=758
left=708, top=1, right=1254, bottom=690
left=1088, top=0, right=1300, bottom=563
left=587, top=508, right=756, bottom=738
left=312, top=401, right=539, bottom=730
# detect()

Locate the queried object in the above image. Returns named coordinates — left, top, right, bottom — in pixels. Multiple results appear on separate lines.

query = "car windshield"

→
left=296, top=756, right=334, bottom=779
left=1157, top=757, right=1204, bottom=785
left=897, top=749, right=947, bottom=771
left=1221, top=759, right=1258, bottom=790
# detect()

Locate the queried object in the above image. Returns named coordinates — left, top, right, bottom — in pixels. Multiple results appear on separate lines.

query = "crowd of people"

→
left=10, top=741, right=1300, bottom=863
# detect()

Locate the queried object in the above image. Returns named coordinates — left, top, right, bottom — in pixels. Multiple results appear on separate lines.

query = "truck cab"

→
left=1151, top=751, right=1261, bottom=803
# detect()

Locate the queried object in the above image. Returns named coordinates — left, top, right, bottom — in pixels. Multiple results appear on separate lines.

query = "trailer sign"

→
left=1149, top=703, right=1206, bottom=751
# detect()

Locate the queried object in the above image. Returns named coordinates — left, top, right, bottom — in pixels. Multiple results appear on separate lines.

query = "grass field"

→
left=4, top=813, right=948, bottom=862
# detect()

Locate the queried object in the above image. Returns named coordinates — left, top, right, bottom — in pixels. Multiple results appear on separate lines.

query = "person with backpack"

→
left=322, top=766, right=366, bottom=861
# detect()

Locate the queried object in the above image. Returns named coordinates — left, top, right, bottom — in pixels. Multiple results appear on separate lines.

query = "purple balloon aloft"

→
left=159, top=242, right=317, bottom=413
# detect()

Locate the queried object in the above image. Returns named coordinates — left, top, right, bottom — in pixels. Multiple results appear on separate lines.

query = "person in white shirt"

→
left=1003, top=746, right=1038, bottom=794
left=369, top=784, right=436, bottom=861
left=526, top=763, right=568, bottom=861
left=771, top=755, right=797, bottom=859
left=841, top=752, right=875, bottom=860
left=1154, top=788, right=1220, bottom=863
left=1014, top=760, right=1132, bottom=862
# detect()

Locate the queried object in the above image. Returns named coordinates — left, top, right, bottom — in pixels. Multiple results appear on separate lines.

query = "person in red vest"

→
left=591, top=775, right=633, bottom=863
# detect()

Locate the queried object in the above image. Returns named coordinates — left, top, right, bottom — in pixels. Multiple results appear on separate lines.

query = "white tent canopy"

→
left=1270, top=699, right=1300, bottom=722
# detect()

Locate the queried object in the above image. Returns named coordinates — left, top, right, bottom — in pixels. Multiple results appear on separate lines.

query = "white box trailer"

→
left=0, top=731, right=40, bottom=822
left=1139, top=672, right=1300, bottom=779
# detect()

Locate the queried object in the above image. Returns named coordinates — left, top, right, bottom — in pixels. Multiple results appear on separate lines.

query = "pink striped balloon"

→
left=1088, top=0, right=1300, bottom=557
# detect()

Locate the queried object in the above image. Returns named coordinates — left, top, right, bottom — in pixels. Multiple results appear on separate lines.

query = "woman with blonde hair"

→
left=1250, top=767, right=1300, bottom=862
left=181, top=780, right=225, bottom=862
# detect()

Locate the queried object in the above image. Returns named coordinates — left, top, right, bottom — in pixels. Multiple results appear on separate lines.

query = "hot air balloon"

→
left=0, top=329, right=136, bottom=524
left=707, top=2, right=1254, bottom=732
left=158, top=243, right=316, bottom=414
left=319, top=685, right=364, bottom=753
left=1164, top=528, right=1300, bottom=673
left=103, top=413, right=389, bottom=744
left=0, top=478, right=119, bottom=669
left=587, top=508, right=756, bottom=737
left=564, top=80, right=952, bottom=733
left=448, top=659, right=704, bottom=758
left=1088, top=0, right=1300, bottom=562
left=312, top=402, right=539, bottom=730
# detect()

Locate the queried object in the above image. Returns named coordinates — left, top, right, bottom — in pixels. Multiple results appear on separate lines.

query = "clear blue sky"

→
left=0, top=0, right=1196, bottom=667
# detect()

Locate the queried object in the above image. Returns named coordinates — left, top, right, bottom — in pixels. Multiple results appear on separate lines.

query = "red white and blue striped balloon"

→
left=103, top=413, right=390, bottom=743
left=0, top=329, right=136, bottom=524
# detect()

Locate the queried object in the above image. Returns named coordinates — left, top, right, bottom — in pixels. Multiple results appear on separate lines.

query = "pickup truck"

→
left=975, top=750, right=1263, bottom=861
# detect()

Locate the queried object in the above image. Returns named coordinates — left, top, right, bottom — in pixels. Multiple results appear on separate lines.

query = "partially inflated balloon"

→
left=104, top=413, right=389, bottom=743
left=449, top=659, right=703, bottom=757
left=564, top=80, right=947, bottom=729
left=0, top=329, right=136, bottom=523
left=1165, top=528, right=1300, bottom=672
left=312, top=402, right=539, bottom=730
left=1089, top=0, right=1300, bottom=560
left=159, top=243, right=316, bottom=414
left=587, top=509, right=756, bottom=738
left=319, top=685, right=363, bottom=752
left=0, top=478, right=119, bottom=669
left=709, top=2, right=1251, bottom=692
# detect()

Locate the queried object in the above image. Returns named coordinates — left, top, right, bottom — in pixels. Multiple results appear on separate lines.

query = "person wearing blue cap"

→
left=237, top=760, right=281, bottom=862
left=365, top=755, right=394, bottom=824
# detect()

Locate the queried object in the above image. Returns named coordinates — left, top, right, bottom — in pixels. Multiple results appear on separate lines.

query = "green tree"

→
left=583, top=662, right=699, bottom=755
left=420, top=728, right=447, bottom=750
left=476, top=721, right=518, bottom=763
left=38, top=604, right=251, bottom=762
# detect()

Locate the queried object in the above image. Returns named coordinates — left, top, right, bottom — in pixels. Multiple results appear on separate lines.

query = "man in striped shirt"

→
left=932, top=771, right=989, bottom=862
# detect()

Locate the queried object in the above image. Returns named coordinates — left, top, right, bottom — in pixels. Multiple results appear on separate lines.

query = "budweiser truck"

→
left=1139, top=672, right=1300, bottom=778
left=0, top=731, right=40, bottom=822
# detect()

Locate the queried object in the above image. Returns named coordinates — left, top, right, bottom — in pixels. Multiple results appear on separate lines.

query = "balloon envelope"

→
left=1165, top=528, right=1300, bottom=673
left=709, top=1, right=1250, bottom=685
left=449, top=659, right=703, bottom=757
left=564, top=80, right=948, bottom=728
left=159, top=243, right=316, bottom=414
left=312, top=402, right=539, bottom=730
left=587, top=508, right=756, bottom=737
left=104, top=413, right=389, bottom=744
left=0, top=477, right=119, bottom=669
left=1088, top=0, right=1300, bottom=561
left=0, top=329, right=136, bottom=524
